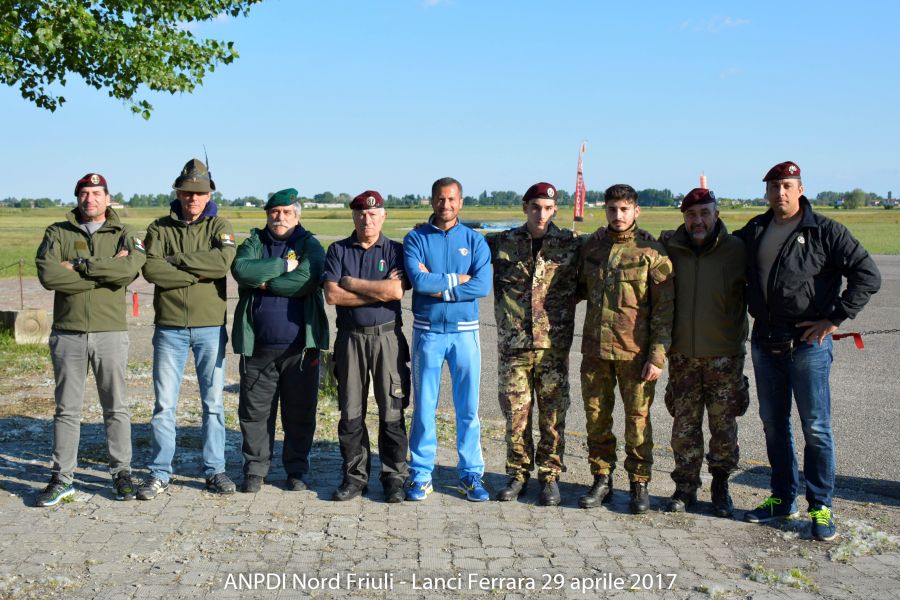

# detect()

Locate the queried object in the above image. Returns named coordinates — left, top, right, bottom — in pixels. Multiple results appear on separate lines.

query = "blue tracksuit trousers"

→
left=409, top=329, right=484, bottom=481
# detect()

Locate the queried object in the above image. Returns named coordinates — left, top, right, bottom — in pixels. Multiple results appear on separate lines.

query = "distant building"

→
left=302, top=202, right=345, bottom=210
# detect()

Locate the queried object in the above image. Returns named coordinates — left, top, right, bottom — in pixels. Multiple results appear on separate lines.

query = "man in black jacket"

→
left=737, top=161, right=880, bottom=541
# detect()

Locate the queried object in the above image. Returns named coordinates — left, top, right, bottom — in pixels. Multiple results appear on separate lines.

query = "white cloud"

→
left=681, top=16, right=751, bottom=33
left=719, top=67, right=742, bottom=79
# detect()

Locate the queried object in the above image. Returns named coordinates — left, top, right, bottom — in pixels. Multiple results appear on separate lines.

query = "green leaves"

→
left=0, top=0, right=261, bottom=119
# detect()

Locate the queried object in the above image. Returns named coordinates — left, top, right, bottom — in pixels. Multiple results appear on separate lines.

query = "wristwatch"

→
left=71, top=257, right=88, bottom=272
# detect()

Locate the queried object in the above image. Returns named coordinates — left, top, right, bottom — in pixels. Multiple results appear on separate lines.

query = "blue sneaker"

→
left=743, top=496, right=799, bottom=523
left=405, top=479, right=432, bottom=501
left=809, top=506, right=837, bottom=542
left=457, top=473, right=489, bottom=502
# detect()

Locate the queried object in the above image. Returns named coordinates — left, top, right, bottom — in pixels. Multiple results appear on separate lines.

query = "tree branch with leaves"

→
left=0, top=0, right=261, bottom=118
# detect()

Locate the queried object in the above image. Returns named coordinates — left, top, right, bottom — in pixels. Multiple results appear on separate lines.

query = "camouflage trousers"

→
left=581, top=354, right=655, bottom=483
left=665, top=353, right=749, bottom=492
left=497, top=348, right=571, bottom=482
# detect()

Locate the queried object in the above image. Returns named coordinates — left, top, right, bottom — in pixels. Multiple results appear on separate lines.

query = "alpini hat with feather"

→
left=173, top=158, right=216, bottom=193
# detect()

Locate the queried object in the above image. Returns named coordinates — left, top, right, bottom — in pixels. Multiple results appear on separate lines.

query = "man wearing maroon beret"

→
left=486, top=182, right=580, bottom=506
left=737, top=161, right=881, bottom=541
left=35, top=173, right=146, bottom=506
left=323, top=191, right=410, bottom=503
left=661, top=187, right=749, bottom=518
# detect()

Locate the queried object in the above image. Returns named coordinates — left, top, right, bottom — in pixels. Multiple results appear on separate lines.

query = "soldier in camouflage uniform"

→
left=577, top=184, right=674, bottom=514
left=487, top=182, right=580, bottom=506
left=661, top=188, right=748, bottom=518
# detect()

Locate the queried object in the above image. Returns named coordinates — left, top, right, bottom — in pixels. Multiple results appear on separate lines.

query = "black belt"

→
left=345, top=321, right=397, bottom=335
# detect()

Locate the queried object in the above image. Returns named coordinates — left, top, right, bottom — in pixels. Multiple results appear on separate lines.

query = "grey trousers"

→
left=49, top=330, right=132, bottom=484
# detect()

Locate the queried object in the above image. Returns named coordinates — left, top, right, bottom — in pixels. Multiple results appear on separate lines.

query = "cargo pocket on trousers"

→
left=386, top=374, right=407, bottom=422
left=663, top=382, right=676, bottom=417
left=734, top=375, right=751, bottom=417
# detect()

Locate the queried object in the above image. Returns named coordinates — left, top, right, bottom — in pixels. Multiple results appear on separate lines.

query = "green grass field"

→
left=1, top=205, right=897, bottom=278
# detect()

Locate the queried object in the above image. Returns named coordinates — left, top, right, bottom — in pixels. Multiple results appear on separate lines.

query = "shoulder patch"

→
left=220, top=233, right=235, bottom=247
left=133, top=237, right=146, bottom=252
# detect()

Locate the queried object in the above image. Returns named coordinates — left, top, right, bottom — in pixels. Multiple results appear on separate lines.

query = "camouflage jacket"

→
left=577, top=225, right=675, bottom=367
left=487, top=222, right=581, bottom=350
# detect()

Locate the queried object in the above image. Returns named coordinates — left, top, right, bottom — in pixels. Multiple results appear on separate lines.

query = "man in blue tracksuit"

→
left=403, top=177, right=492, bottom=501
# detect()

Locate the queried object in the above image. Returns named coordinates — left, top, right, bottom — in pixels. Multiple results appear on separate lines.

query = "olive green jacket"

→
left=577, top=225, right=675, bottom=367
left=142, top=204, right=236, bottom=327
left=487, top=222, right=582, bottom=351
left=36, top=208, right=145, bottom=332
left=664, top=222, right=748, bottom=357
left=231, top=226, right=329, bottom=356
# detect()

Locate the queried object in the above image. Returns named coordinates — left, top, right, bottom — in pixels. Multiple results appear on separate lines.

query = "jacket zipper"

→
left=691, top=255, right=699, bottom=356
left=765, top=221, right=801, bottom=334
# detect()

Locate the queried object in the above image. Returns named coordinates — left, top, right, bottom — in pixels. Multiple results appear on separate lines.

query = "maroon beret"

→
left=350, top=190, right=384, bottom=210
left=680, top=188, right=717, bottom=212
left=763, top=161, right=801, bottom=182
left=74, top=172, right=108, bottom=196
left=523, top=182, right=557, bottom=203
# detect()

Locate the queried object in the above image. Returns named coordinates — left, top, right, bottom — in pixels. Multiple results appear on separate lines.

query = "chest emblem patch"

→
left=459, top=248, right=469, bottom=257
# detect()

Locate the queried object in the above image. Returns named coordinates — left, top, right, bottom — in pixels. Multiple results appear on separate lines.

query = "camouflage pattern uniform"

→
left=578, top=225, right=674, bottom=483
left=665, top=354, right=748, bottom=491
left=487, top=222, right=580, bottom=482
left=663, top=221, right=748, bottom=492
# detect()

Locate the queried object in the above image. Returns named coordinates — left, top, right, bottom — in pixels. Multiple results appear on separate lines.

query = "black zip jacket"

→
left=734, top=196, right=881, bottom=340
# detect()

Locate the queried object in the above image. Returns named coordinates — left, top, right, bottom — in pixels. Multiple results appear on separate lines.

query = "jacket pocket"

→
left=617, top=265, right=649, bottom=308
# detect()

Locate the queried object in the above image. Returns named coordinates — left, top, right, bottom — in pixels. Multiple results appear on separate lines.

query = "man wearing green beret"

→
left=231, top=189, right=329, bottom=493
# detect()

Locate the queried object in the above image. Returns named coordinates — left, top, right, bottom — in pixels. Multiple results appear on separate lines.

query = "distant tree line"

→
left=1, top=188, right=892, bottom=210
left=813, top=189, right=890, bottom=209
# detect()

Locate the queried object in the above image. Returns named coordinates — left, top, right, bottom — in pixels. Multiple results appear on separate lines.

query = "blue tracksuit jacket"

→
left=403, top=220, right=491, bottom=331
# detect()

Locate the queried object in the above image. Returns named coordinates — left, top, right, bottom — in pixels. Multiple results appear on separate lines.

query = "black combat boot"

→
left=711, top=473, right=734, bottom=518
left=579, top=473, right=614, bottom=509
left=664, top=489, right=696, bottom=513
left=629, top=482, right=649, bottom=514
left=538, top=479, right=561, bottom=506
left=495, top=475, right=528, bottom=502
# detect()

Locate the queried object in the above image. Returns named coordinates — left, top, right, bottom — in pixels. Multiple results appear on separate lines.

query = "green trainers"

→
left=743, top=496, right=799, bottom=523
left=35, top=476, right=74, bottom=507
left=809, top=506, right=837, bottom=541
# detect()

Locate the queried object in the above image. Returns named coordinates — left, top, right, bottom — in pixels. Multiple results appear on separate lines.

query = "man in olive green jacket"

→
left=662, top=188, right=749, bottom=518
left=35, top=172, right=146, bottom=506
left=138, top=159, right=237, bottom=500
left=231, top=189, right=329, bottom=493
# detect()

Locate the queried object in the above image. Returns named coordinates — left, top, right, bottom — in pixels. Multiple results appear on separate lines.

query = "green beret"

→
left=265, top=188, right=299, bottom=211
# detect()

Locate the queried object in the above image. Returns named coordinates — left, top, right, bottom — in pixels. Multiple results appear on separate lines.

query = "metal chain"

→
left=855, top=329, right=900, bottom=336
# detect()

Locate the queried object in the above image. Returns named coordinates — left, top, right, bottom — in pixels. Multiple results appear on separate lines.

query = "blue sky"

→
left=2, top=0, right=899, bottom=201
